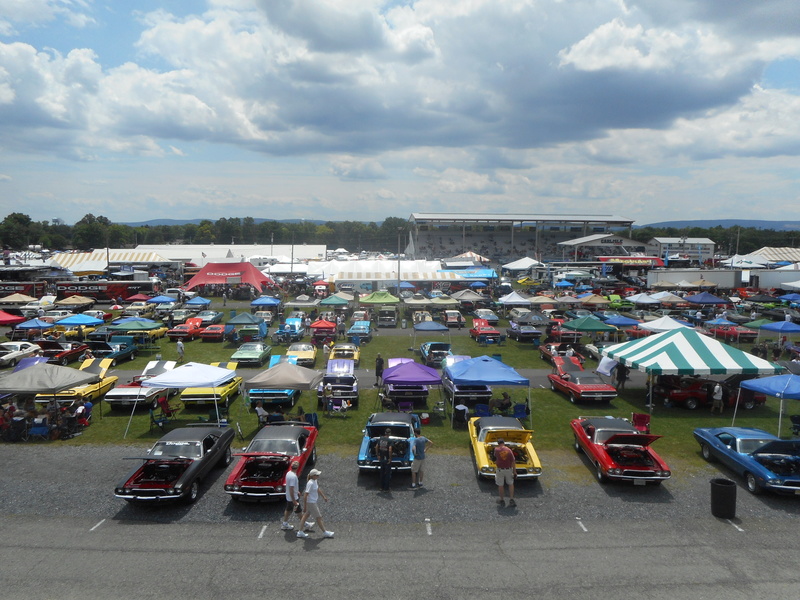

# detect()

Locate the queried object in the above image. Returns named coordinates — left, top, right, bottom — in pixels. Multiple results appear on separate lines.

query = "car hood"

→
left=753, top=440, right=800, bottom=457
left=604, top=433, right=662, bottom=447
left=484, top=430, right=531, bottom=444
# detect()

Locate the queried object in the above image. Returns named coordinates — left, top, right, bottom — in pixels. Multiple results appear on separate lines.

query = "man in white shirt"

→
left=281, top=461, right=301, bottom=530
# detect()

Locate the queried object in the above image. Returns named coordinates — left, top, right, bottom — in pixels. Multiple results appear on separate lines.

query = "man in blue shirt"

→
left=410, top=430, right=433, bottom=489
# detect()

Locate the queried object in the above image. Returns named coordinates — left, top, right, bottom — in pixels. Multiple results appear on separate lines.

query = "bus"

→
left=55, top=280, right=156, bottom=303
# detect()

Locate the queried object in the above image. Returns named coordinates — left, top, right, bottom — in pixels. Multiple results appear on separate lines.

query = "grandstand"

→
left=408, top=213, right=635, bottom=263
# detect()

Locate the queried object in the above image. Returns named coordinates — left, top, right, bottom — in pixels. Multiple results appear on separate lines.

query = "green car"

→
left=231, top=342, right=272, bottom=367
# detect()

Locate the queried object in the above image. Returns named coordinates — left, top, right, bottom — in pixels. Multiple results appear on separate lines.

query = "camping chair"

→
left=453, top=406, right=468, bottom=429
left=474, top=404, right=492, bottom=417
left=397, top=401, right=414, bottom=414
left=328, top=397, right=348, bottom=418
left=157, top=396, right=180, bottom=420
left=149, top=409, right=170, bottom=432
left=305, top=412, right=320, bottom=429
left=631, top=413, right=651, bottom=434
left=512, top=403, right=528, bottom=420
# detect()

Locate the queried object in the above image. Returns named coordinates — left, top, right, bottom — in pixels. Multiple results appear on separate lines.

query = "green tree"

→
left=0, top=213, right=34, bottom=249
left=71, top=214, right=112, bottom=249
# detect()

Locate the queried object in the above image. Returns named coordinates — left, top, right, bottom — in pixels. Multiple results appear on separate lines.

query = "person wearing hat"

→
left=324, top=383, right=334, bottom=415
left=493, top=438, right=517, bottom=507
left=296, top=469, right=334, bottom=539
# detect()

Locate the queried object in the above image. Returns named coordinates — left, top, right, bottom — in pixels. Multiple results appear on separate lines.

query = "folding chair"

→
left=474, top=404, right=491, bottom=417
left=512, top=403, right=528, bottom=419
left=397, top=401, right=414, bottom=413
left=631, top=412, right=651, bottom=434
left=157, top=396, right=180, bottom=420
left=452, top=406, right=468, bottom=429
left=149, top=409, right=170, bottom=432
left=328, top=397, right=348, bottom=417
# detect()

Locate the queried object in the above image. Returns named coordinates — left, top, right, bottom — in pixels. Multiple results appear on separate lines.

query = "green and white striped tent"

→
left=601, top=328, right=782, bottom=375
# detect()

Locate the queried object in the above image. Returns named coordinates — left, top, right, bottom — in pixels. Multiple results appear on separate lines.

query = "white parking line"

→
left=424, top=518, right=432, bottom=536
left=575, top=517, right=587, bottom=532
left=258, top=525, right=268, bottom=539
left=90, top=519, right=106, bottom=532
left=727, top=519, right=744, bottom=532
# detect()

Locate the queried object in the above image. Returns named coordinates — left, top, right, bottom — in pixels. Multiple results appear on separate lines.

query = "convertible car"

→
left=357, top=412, right=416, bottom=472
left=114, top=425, right=235, bottom=503
left=0, top=341, right=39, bottom=367
left=224, top=423, right=318, bottom=501
left=540, top=342, right=585, bottom=366
left=286, top=342, right=317, bottom=367
left=104, top=360, right=179, bottom=410
left=694, top=427, right=800, bottom=495
left=419, top=341, right=452, bottom=368
left=36, top=340, right=89, bottom=365
left=548, top=356, right=617, bottom=404
left=468, top=415, right=542, bottom=480
left=571, top=416, right=671, bottom=485
left=231, top=342, right=272, bottom=367
left=35, top=358, right=119, bottom=406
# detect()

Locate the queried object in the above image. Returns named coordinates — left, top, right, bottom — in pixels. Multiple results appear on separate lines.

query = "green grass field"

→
left=33, top=305, right=793, bottom=473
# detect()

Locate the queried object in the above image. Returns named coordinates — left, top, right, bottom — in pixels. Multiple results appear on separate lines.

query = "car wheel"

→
left=745, top=472, right=761, bottom=495
left=569, top=393, right=577, bottom=404
left=111, top=359, right=117, bottom=367
left=220, top=446, right=232, bottom=467
left=550, top=380, right=556, bottom=392
left=186, top=481, right=200, bottom=503
left=60, top=357, right=69, bottom=366
left=8, top=358, right=16, bottom=367
left=573, top=436, right=582, bottom=453
left=700, top=443, right=714, bottom=462
left=684, top=397, right=699, bottom=410
left=309, top=447, right=317, bottom=466
left=130, top=351, right=136, bottom=361
left=595, top=464, right=608, bottom=483
left=743, top=399, right=755, bottom=410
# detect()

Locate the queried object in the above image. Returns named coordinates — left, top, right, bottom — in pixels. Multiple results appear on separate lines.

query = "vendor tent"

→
left=604, top=315, right=641, bottom=327
left=15, top=318, right=54, bottom=331
left=57, top=313, right=104, bottom=327
left=0, top=293, right=37, bottom=303
left=579, top=294, right=612, bottom=306
left=184, top=261, right=272, bottom=292
left=227, top=312, right=262, bottom=325
left=319, top=294, right=349, bottom=306
left=685, top=292, right=728, bottom=305
left=626, top=293, right=660, bottom=304
left=185, top=296, right=211, bottom=307
left=411, top=320, right=449, bottom=348
left=497, top=291, right=532, bottom=306
left=146, top=295, right=178, bottom=303
left=54, top=295, right=96, bottom=308
left=251, top=296, right=281, bottom=307
left=639, top=316, right=691, bottom=332
left=0, top=311, right=27, bottom=326
left=359, top=291, right=400, bottom=304
left=430, top=295, right=459, bottom=307
left=760, top=321, right=800, bottom=334
left=449, top=289, right=485, bottom=302
left=502, top=257, right=542, bottom=270
left=0, top=362, right=100, bottom=394
left=382, top=362, right=442, bottom=386
left=562, top=316, right=617, bottom=332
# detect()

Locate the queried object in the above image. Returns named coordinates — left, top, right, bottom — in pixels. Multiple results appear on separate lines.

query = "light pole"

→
left=397, top=227, right=403, bottom=295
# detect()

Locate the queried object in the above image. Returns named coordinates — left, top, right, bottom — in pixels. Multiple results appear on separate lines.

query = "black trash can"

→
left=710, top=478, right=736, bottom=519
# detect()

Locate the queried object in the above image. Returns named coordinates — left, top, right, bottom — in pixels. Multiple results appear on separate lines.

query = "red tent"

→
left=310, top=319, right=337, bottom=329
left=184, top=262, right=272, bottom=293
left=126, top=293, right=153, bottom=302
left=0, top=310, right=26, bottom=326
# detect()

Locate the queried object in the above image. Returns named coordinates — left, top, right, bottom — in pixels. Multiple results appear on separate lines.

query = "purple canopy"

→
left=684, top=292, right=728, bottom=304
left=381, top=361, right=442, bottom=386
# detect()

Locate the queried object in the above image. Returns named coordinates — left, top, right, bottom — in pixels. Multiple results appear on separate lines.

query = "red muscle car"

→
left=36, top=340, right=89, bottom=365
left=548, top=356, right=617, bottom=403
left=167, top=317, right=205, bottom=341
left=469, top=318, right=501, bottom=342
left=707, top=325, right=758, bottom=343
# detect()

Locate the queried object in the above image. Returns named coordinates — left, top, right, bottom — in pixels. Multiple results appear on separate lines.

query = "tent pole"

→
left=123, top=388, right=143, bottom=439
left=528, top=384, right=532, bottom=430
left=730, top=388, right=741, bottom=426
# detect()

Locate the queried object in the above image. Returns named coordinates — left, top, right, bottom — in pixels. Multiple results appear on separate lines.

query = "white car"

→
left=508, top=308, right=531, bottom=321
left=0, top=341, right=40, bottom=367
left=473, top=308, right=500, bottom=325
left=165, top=287, right=197, bottom=299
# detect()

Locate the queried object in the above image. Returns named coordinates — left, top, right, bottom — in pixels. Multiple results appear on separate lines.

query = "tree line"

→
left=0, top=212, right=797, bottom=256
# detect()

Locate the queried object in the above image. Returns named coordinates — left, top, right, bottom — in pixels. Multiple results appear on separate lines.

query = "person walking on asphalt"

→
left=297, top=469, right=334, bottom=539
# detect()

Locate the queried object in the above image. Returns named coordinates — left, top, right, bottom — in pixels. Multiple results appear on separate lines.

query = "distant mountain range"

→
left=119, top=218, right=800, bottom=230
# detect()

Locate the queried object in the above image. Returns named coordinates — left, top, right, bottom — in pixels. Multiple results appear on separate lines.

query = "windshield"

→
left=738, top=438, right=774, bottom=454
left=149, top=440, right=202, bottom=459
left=247, top=439, right=300, bottom=455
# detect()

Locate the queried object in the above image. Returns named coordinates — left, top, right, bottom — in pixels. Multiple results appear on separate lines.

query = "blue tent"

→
left=684, top=292, right=727, bottom=304
left=555, top=280, right=574, bottom=287
left=445, top=355, right=529, bottom=386
left=251, top=296, right=281, bottom=307
left=704, top=317, right=736, bottom=326
left=16, top=318, right=53, bottom=330
left=603, top=316, right=640, bottom=327
left=741, top=374, right=800, bottom=436
left=760, top=321, right=800, bottom=334
left=399, top=281, right=416, bottom=289
left=54, top=313, right=104, bottom=326
left=413, top=321, right=448, bottom=332
left=470, top=282, right=487, bottom=289
left=146, top=295, right=178, bottom=303
left=778, top=293, right=800, bottom=302
left=186, top=296, right=211, bottom=307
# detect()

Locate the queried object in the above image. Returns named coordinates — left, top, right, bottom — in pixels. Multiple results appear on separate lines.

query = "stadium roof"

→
left=410, top=213, right=634, bottom=226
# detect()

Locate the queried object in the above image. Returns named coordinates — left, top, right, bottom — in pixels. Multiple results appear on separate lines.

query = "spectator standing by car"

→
left=281, top=461, right=301, bottom=530
left=222, top=290, right=227, bottom=307
left=296, top=469, right=334, bottom=539
left=410, top=430, right=432, bottom=489
left=375, top=353, right=384, bottom=386
left=493, top=438, right=516, bottom=507
left=176, top=339, right=185, bottom=363
left=337, top=320, right=346, bottom=340
left=615, top=364, right=629, bottom=390
left=710, top=383, right=724, bottom=414
left=377, top=428, right=394, bottom=492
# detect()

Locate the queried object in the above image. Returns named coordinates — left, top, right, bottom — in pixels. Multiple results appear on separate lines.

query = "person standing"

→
left=176, top=339, right=185, bottom=363
left=296, top=469, right=334, bottom=539
left=377, top=428, right=393, bottom=492
left=222, top=290, right=227, bottom=307
left=493, top=438, right=516, bottom=507
left=337, top=319, right=346, bottom=340
left=615, top=364, right=629, bottom=390
left=710, top=382, right=724, bottom=414
left=410, top=430, right=432, bottom=489
left=281, top=461, right=301, bottom=530
left=375, top=353, right=385, bottom=386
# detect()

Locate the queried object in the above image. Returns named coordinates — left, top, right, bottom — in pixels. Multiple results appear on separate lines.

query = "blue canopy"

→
left=186, top=296, right=211, bottom=306
left=146, top=295, right=178, bottom=303
left=741, top=374, right=800, bottom=399
left=760, top=321, right=800, bottom=334
left=56, top=314, right=104, bottom=326
left=778, top=293, right=800, bottom=302
left=444, top=355, right=529, bottom=386
left=112, top=317, right=158, bottom=325
left=382, top=362, right=442, bottom=386
left=704, top=317, right=736, bottom=326
left=603, top=316, right=640, bottom=327
left=16, top=318, right=53, bottom=329
left=555, top=280, right=574, bottom=287
left=470, top=282, right=487, bottom=288
left=413, top=321, right=449, bottom=332
left=251, top=296, right=281, bottom=307
left=684, top=292, right=727, bottom=304
left=399, top=281, right=416, bottom=289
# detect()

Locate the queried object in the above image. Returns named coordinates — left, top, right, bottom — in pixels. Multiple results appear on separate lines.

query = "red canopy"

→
left=310, top=319, right=337, bottom=329
left=313, top=280, right=329, bottom=287
left=184, top=262, right=272, bottom=293
left=0, top=310, right=26, bottom=326
left=125, top=293, right=152, bottom=302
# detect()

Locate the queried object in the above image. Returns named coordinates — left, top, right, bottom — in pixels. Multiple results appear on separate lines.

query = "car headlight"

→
left=480, top=466, right=496, bottom=474
left=532, top=467, right=542, bottom=474
left=609, top=468, right=622, bottom=475
left=661, top=471, right=671, bottom=478
left=357, top=460, right=366, bottom=466
left=767, top=478, right=783, bottom=486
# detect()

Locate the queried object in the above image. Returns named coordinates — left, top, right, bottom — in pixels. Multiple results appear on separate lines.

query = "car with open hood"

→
left=104, top=360, right=179, bottom=410
left=468, top=415, right=542, bottom=480
left=286, top=341, right=317, bottom=367
left=34, top=358, right=119, bottom=406
left=571, top=416, right=671, bottom=485
left=224, top=422, right=318, bottom=502
left=357, top=412, right=416, bottom=472
left=694, top=426, right=800, bottom=495
left=548, top=356, right=617, bottom=404
left=35, top=340, right=89, bottom=366
left=419, top=341, right=452, bottom=368
left=166, top=317, right=205, bottom=341
left=114, top=425, right=234, bottom=503
left=328, top=342, right=360, bottom=366
left=317, top=359, right=359, bottom=408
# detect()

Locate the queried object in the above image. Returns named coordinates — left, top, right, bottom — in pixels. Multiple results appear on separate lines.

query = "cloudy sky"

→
left=1, top=0, right=800, bottom=226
